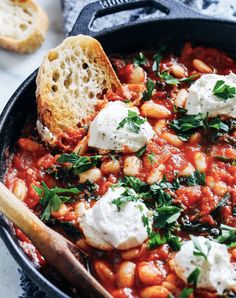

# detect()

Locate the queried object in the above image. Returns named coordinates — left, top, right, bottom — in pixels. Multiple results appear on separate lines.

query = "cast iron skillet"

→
left=0, top=0, right=236, bottom=297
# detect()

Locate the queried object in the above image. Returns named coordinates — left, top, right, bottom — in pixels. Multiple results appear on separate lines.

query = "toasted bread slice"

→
left=36, top=35, right=123, bottom=148
left=0, top=0, right=48, bottom=54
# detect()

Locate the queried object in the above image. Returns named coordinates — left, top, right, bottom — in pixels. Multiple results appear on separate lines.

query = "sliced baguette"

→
left=36, top=35, right=123, bottom=148
left=0, top=0, right=48, bottom=54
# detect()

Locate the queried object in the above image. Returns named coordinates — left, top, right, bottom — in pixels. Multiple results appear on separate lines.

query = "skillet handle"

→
left=70, top=0, right=201, bottom=37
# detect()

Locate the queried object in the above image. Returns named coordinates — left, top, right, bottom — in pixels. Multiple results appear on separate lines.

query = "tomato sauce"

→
left=4, top=43, right=236, bottom=298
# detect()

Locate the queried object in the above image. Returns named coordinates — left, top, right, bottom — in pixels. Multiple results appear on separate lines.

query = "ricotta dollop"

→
left=185, top=73, right=236, bottom=118
left=78, top=187, right=152, bottom=250
left=173, top=236, right=236, bottom=294
left=88, top=101, right=154, bottom=152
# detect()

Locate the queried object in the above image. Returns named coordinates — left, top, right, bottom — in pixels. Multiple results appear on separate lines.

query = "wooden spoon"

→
left=0, top=182, right=112, bottom=298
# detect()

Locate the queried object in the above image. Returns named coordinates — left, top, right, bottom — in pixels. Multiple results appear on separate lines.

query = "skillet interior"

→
left=0, top=17, right=236, bottom=298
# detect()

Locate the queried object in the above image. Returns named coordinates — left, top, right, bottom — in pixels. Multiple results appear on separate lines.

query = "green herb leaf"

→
left=154, top=206, right=182, bottom=229
left=187, top=267, right=201, bottom=288
left=123, top=176, right=149, bottom=193
left=34, top=182, right=79, bottom=221
left=216, top=224, right=236, bottom=248
left=179, top=288, right=194, bottom=298
left=191, top=236, right=211, bottom=261
left=211, top=192, right=231, bottom=218
left=213, top=80, right=236, bottom=101
left=112, top=188, right=139, bottom=211
left=142, top=79, right=155, bottom=101
left=158, top=71, right=198, bottom=86
left=117, top=110, right=146, bottom=133
left=148, top=231, right=166, bottom=249
left=57, top=153, right=101, bottom=175
left=169, top=113, right=205, bottom=141
left=134, top=52, right=148, bottom=67
left=214, top=155, right=236, bottom=164
left=147, top=152, right=156, bottom=165
left=179, top=170, right=206, bottom=186
left=136, top=145, right=147, bottom=158
left=152, top=46, right=166, bottom=74
left=166, top=230, right=181, bottom=251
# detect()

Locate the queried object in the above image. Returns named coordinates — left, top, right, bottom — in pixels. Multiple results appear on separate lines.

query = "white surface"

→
left=0, top=1, right=63, bottom=297
left=88, top=101, right=154, bottom=152
left=79, top=187, right=152, bottom=250
left=186, top=73, right=236, bottom=118
left=173, top=236, right=236, bottom=294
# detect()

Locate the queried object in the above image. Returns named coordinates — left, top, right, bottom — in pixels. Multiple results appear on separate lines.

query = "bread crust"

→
left=0, top=0, right=48, bottom=54
left=36, top=35, right=123, bottom=148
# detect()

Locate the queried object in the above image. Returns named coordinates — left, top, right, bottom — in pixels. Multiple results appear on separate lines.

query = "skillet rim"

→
left=1, top=16, right=236, bottom=298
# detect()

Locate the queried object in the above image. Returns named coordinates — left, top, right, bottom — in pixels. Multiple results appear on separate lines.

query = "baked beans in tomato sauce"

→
left=4, top=43, right=236, bottom=298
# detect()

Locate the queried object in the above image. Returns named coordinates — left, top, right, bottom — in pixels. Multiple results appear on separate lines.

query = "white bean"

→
left=141, top=102, right=171, bottom=119
left=12, top=179, right=28, bottom=201
left=194, top=152, right=207, bottom=172
left=175, top=89, right=188, bottom=107
left=147, top=164, right=165, bottom=185
left=124, top=156, right=142, bottom=176
left=79, top=167, right=102, bottom=183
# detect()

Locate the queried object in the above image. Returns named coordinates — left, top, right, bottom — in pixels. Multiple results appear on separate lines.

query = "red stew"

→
left=4, top=42, right=236, bottom=298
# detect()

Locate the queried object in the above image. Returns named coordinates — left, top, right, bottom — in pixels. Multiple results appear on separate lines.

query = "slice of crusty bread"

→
left=0, top=0, right=48, bottom=54
left=36, top=35, right=123, bottom=147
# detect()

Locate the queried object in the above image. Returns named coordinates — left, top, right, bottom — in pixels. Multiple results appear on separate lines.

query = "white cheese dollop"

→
left=173, top=236, right=236, bottom=294
left=88, top=101, right=154, bottom=152
left=78, top=187, right=152, bottom=250
left=36, top=120, right=56, bottom=143
left=185, top=73, right=236, bottom=118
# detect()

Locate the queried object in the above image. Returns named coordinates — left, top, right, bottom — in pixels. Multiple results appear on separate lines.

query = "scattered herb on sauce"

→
left=57, top=153, right=101, bottom=175
left=117, top=110, right=146, bottom=133
left=179, top=170, right=206, bottom=186
left=213, top=80, right=236, bottom=100
left=134, top=52, right=148, bottom=67
left=179, top=287, right=194, bottom=298
left=142, top=78, right=155, bottom=101
left=136, top=145, right=147, bottom=158
left=158, top=71, right=198, bottom=85
left=214, top=155, right=236, bottom=165
left=216, top=224, right=236, bottom=248
left=33, top=182, right=79, bottom=221
left=154, top=206, right=182, bottom=229
left=147, top=152, right=156, bottom=165
left=152, top=45, right=166, bottom=74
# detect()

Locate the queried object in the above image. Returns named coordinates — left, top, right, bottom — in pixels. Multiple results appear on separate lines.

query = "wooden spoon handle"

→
left=0, top=182, right=112, bottom=298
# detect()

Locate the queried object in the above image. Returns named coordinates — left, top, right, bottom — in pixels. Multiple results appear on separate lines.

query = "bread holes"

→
left=19, top=24, right=27, bottom=31
left=82, top=63, right=89, bottom=69
left=64, top=74, right=72, bottom=89
left=51, top=84, right=58, bottom=93
left=52, top=71, right=60, bottom=82
left=48, top=50, right=58, bottom=62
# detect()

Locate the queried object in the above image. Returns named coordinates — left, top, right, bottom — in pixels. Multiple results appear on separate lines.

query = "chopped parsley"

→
left=216, top=224, right=236, bottom=248
left=57, top=153, right=101, bottom=175
left=213, top=80, right=236, bottom=101
left=147, top=152, right=156, bottom=165
left=169, top=113, right=229, bottom=141
left=158, top=71, right=198, bottom=85
left=136, top=145, right=147, bottom=158
left=33, top=182, right=79, bottom=221
left=112, top=188, right=139, bottom=211
left=214, top=155, right=236, bottom=165
left=179, top=170, right=206, bottom=186
left=117, top=110, right=146, bottom=133
left=142, top=79, right=155, bottom=101
left=211, top=192, right=231, bottom=218
left=134, top=52, right=148, bottom=67
left=152, top=45, right=166, bottom=74
left=179, top=288, right=194, bottom=298
left=191, top=236, right=211, bottom=261
left=154, top=206, right=182, bottom=229
left=187, top=267, right=201, bottom=288
left=123, top=176, right=149, bottom=193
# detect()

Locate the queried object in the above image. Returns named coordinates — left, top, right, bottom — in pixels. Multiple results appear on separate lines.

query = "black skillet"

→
left=0, top=0, right=235, bottom=297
